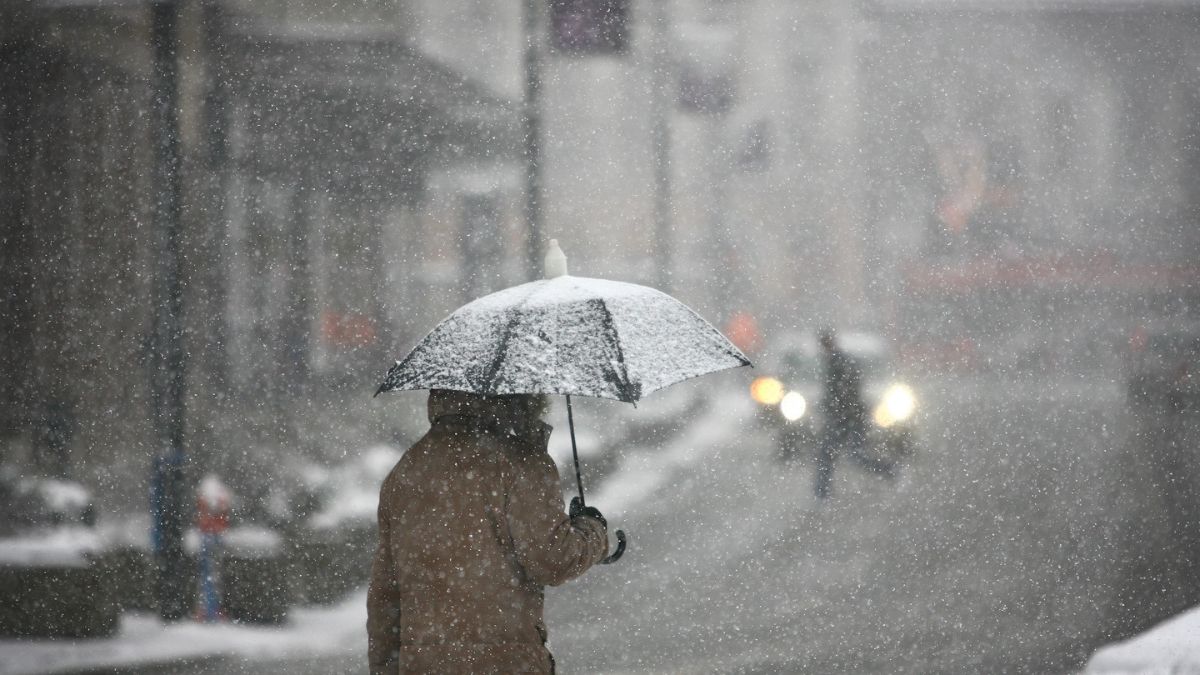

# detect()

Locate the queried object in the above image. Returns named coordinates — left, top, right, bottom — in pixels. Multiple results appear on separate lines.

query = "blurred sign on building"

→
left=676, top=23, right=736, bottom=115
left=549, top=0, right=630, bottom=55
left=320, top=311, right=378, bottom=348
left=724, top=311, right=763, bottom=357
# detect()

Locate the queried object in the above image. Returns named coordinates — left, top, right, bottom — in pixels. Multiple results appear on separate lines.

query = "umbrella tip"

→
left=544, top=239, right=568, bottom=279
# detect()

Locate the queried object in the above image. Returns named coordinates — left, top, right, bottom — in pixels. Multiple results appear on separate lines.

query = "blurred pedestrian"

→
left=814, top=328, right=896, bottom=499
left=367, top=390, right=609, bottom=674
left=195, top=474, right=231, bottom=622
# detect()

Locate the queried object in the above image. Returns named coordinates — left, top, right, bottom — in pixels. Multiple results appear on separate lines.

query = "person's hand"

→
left=569, top=496, right=607, bottom=528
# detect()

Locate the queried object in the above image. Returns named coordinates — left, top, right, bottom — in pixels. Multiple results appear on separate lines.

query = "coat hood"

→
left=428, top=389, right=504, bottom=423
left=427, top=389, right=549, bottom=435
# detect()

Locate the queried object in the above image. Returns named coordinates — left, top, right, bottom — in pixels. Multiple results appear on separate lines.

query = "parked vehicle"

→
left=749, top=331, right=919, bottom=466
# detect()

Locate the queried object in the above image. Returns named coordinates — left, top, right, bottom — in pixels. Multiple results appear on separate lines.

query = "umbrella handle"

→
left=599, top=529, right=626, bottom=564
left=566, top=395, right=587, bottom=506
left=565, top=395, right=626, bottom=564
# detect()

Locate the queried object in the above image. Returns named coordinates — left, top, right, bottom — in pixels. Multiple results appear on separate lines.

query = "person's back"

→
left=815, top=329, right=872, bottom=498
left=822, top=344, right=864, bottom=428
left=368, top=390, right=608, bottom=674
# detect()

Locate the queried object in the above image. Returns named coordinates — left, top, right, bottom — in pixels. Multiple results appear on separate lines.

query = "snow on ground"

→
left=587, top=387, right=747, bottom=519
left=1082, top=606, right=1200, bottom=675
left=0, top=592, right=367, bottom=675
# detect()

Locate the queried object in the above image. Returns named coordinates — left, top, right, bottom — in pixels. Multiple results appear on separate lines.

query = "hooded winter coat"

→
left=367, top=390, right=609, bottom=674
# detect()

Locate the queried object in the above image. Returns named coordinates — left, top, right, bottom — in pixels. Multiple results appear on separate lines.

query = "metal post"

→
left=522, top=0, right=544, bottom=282
left=149, top=0, right=190, bottom=622
left=200, top=0, right=231, bottom=390
left=707, top=116, right=732, bottom=320
left=650, top=0, right=673, bottom=293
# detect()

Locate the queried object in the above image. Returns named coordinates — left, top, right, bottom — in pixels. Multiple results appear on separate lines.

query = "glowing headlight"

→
left=780, top=391, right=807, bottom=421
left=750, top=377, right=785, bottom=405
left=874, top=384, right=916, bottom=428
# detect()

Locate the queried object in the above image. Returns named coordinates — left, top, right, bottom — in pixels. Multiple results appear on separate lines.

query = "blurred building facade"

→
left=683, top=0, right=1200, bottom=367
left=0, top=0, right=522, bottom=503
left=2, top=0, right=1199, bottom=502
left=856, top=1, right=1200, bottom=371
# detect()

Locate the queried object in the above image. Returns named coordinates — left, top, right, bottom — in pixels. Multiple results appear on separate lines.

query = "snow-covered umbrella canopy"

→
left=376, top=275, right=751, bottom=403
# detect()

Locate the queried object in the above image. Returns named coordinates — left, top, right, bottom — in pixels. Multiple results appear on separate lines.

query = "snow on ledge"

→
left=0, top=527, right=103, bottom=568
left=184, top=526, right=283, bottom=558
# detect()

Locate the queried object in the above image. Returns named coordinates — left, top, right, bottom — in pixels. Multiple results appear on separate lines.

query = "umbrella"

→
left=376, top=241, right=752, bottom=562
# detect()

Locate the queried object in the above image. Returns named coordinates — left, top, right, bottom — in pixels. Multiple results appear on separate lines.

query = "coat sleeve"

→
left=506, top=445, right=608, bottom=587
left=366, top=475, right=401, bottom=675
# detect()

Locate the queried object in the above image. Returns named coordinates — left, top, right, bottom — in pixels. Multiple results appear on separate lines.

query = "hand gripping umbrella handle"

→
left=600, top=529, right=626, bottom=564
left=566, top=395, right=627, bottom=564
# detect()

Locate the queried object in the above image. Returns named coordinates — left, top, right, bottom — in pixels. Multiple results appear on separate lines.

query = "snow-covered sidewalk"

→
left=0, top=592, right=367, bottom=674
left=1082, top=606, right=1200, bottom=675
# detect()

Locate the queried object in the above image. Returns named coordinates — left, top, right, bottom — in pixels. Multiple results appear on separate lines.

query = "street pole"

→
left=522, top=0, right=544, bottom=282
left=149, top=0, right=190, bottom=622
left=707, top=115, right=732, bottom=320
left=650, top=0, right=673, bottom=293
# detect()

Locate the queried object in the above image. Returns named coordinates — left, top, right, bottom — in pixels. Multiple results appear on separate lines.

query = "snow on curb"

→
left=1082, top=605, right=1200, bottom=675
left=0, top=592, right=367, bottom=675
left=587, top=388, right=751, bottom=519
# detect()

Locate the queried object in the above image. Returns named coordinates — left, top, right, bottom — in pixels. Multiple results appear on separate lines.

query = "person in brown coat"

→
left=367, top=389, right=609, bottom=674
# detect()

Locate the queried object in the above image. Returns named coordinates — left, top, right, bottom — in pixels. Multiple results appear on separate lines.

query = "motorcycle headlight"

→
left=874, top=384, right=916, bottom=428
left=750, top=376, right=785, bottom=406
left=780, top=391, right=807, bottom=421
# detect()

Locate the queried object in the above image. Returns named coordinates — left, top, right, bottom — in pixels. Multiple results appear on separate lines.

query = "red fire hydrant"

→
left=195, top=474, right=231, bottom=622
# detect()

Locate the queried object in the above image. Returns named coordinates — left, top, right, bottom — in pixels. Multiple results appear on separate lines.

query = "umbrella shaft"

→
left=566, top=395, right=586, bottom=507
